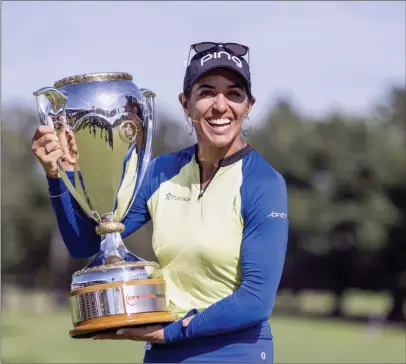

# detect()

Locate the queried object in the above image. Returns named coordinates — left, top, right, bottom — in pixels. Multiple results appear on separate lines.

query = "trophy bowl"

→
left=33, top=72, right=175, bottom=339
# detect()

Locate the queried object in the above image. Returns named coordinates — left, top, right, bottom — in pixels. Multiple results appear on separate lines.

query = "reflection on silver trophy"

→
left=33, top=72, right=174, bottom=338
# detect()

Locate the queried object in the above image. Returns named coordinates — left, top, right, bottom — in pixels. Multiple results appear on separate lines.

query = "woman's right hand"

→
left=31, top=116, right=78, bottom=178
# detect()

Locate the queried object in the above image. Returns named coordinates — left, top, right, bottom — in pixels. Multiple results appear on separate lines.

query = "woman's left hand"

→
left=93, top=324, right=165, bottom=343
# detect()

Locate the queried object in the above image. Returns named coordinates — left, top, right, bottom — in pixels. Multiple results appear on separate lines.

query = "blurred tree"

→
left=2, top=107, right=56, bottom=288
left=249, top=89, right=405, bottom=320
left=375, top=86, right=406, bottom=321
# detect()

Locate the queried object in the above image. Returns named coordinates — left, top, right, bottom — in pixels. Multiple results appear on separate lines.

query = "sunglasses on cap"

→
left=186, top=41, right=250, bottom=66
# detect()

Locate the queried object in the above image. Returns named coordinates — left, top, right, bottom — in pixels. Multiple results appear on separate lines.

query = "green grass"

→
left=2, top=310, right=404, bottom=363
left=275, top=289, right=397, bottom=316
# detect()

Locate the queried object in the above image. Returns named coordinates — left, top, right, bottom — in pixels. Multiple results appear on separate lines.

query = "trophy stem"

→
left=95, top=213, right=125, bottom=235
left=82, top=213, right=145, bottom=269
left=97, top=214, right=125, bottom=259
left=99, top=233, right=127, bottom=264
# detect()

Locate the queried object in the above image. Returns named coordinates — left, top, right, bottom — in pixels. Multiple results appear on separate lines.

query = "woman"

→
left=31, top=42, right=289, bottom=363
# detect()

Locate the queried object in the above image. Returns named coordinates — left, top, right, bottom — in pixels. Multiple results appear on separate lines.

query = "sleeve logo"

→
left=267, top=211, right=287, bottom=219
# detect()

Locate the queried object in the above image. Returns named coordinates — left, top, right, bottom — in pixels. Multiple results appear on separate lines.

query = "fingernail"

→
left=117, top=329, right=124, bottom=335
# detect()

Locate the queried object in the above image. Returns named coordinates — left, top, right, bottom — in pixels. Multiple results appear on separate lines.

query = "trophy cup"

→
left=33, top=72, right=174, bottom=338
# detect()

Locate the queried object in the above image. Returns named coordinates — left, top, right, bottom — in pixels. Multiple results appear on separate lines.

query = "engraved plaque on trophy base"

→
left=69, top=277, right=174, bottom=338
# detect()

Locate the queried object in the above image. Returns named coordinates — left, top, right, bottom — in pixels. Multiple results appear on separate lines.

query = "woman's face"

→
left=181, top=68, right=255, bottom=149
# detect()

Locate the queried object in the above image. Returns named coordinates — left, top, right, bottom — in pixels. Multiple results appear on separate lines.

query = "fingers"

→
left=32, top=125, right=56, bottom=143
left=32, top=117, right=76, bottom=157
left=31, top=127, right=63, bottom=176
left=42, top=149, right=64, bottom=177
left=92, top=330, right=141, bottom=341
left=36, top=148, right=63, bottom=166
left=59, top=125, right=78, bottom=164
left=32, top=133, right=59, bottom=157
left=43, top=149, right=63, bottom=163
left=116, top=328, right=142, bottom=340
left=66, top=129, right=78, bottom=150
left=44, top=140, right=60, bottom=154
left=93, top=334, right=128, bottom=341
left=92, top=325, right=164, bottom=342
left=182, top=314, right=195, bottom=327
left=117, top=325, right=163, bottom=340
left=59, top=125, right=69, bottom=152
left=31, top=116, right=75, bottom=176
left=58, top=115, right=67, bottom=125
left=92, top=328, right=142, bottom=341
left=31, top=123, right=73, bottom=160
left=67, top=133, right=78, bottom=156
left=32, top=115, right=65, bottom=144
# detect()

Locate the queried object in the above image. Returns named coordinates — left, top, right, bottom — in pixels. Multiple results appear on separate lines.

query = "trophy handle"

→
left=132, top=88, right=156, bottom=199
left=33, top=87, right=98, bottom=222
left=112, top=88, right=156, bottom=222
left=33, top=87, right=68, bottom=125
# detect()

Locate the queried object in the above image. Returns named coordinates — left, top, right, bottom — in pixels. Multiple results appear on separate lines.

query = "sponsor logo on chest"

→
left=165, top=192, right=191, bottom=202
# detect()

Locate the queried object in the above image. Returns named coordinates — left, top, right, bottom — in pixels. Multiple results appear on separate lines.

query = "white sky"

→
left=2, top=1, right=405, bottom=123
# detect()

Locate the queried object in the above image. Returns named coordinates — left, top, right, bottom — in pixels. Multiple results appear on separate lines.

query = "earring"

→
left=241, top=115, right=251, bottom=137
left=185, top=115, right=194, bottom=136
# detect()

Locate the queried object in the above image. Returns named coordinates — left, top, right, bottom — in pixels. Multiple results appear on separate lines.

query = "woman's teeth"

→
left=208, top=119, right=232, bottom=127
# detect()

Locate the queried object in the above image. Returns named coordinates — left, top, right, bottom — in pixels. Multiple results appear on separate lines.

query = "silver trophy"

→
left=33, top=72, right=174, bottom=338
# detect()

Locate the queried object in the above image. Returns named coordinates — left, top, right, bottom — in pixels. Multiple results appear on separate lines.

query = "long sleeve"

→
left=48, top=173, right=100, bottom=259
left=164, top=169, right=289, bottom=343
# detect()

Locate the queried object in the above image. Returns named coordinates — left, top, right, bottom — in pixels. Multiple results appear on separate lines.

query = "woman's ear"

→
left=247, top=95, right=256, bottom=114
left=179, top=93, right=188, bottom=113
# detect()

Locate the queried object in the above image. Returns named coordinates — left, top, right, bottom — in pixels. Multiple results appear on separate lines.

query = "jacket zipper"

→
left=197, top=164, right=220, bottom=201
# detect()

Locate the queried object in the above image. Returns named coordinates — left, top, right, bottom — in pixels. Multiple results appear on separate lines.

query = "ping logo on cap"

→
left=200, top=51, right=243, bottom=68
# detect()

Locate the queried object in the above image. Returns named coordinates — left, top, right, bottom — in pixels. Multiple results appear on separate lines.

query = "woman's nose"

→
left=212, top=94, right=227, bottom=113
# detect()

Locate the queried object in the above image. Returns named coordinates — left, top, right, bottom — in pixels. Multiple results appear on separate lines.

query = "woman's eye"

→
left=228, top=90, right=242, bottom=97
left=199, top=90, right=214, bottom=97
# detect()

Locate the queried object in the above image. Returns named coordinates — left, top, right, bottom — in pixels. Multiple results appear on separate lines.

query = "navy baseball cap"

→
left=183, top=44, right=252, bottom=97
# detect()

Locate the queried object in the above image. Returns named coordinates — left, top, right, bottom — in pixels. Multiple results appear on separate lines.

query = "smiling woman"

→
left=182, top=69, right=253, bottom=149
left=31, top=41, right=289, bottom=363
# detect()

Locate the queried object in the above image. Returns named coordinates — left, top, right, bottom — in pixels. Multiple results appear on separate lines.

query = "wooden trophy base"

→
left=70, top=311, right=175, bottom=339
left=69, top=278, right=175, bottom=339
